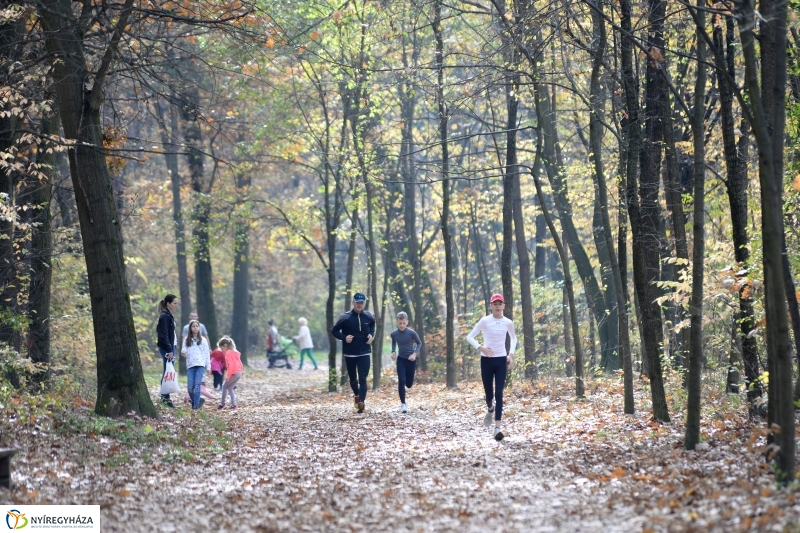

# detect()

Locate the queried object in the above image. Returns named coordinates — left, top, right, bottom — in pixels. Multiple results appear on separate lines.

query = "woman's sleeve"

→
left=465, top=318, right=483, bottom=349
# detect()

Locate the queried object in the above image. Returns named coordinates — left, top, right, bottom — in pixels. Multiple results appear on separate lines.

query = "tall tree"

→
left=155, top=99, right=191, bottom=375
left=231, top=160, right=251, bottom=366
left=434, top=0, right=457, bottom=388
left=712, top=9, right=758, bottom=402
left=737, top=0, right=794, bottom=483
left=26, top=109, right=58, bottom=374
left=587, top=0, right=633, bottom=412
left=631, top=0, right=670, bottom=422
left=180, top=81, right=219, bottom=347
left=38, top=0, right=156, bottom=416
left=684, top=1, right=707, bottom=450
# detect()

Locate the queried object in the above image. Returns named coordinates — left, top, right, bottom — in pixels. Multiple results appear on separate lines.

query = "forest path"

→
left=99, top=359, right=644, bottom=533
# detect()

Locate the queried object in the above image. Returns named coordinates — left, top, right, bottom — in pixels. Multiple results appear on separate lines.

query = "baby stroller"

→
left=268, top=337, right=297, bottom=368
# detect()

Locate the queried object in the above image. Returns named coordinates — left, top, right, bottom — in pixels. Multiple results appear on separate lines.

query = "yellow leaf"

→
left=792, top=174, right=800, bottom=191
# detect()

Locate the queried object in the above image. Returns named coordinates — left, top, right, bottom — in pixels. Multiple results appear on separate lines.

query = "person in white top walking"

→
left=466, top=293, right=517, bottom=441
left=293, top=317, right=318, bottom=370
left=181, top=320, right=211, bottom=409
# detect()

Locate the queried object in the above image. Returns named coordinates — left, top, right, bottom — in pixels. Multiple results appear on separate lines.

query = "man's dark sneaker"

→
left=494, top=427, right=504, bottom=441
left=357, top=401, right=365, bottom=413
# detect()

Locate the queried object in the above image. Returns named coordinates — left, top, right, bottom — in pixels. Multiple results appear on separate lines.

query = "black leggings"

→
left=212, top=370, right=224, bottom=389
left=481, top=356, right=507, bottom=421
left=396, top=357, right=417, bottom=403
left=345, top=355, right=371, bottom=402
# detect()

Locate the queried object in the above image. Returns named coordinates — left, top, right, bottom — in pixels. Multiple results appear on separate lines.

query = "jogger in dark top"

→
left=390, top=312, right=422, bottom=413
left=331, top=292, right=375, bottom=413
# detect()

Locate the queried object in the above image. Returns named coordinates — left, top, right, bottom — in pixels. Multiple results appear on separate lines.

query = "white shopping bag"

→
left=159, top=361, right=180, bottom=395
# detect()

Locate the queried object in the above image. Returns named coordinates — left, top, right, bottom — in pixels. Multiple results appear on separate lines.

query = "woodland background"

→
left=0, top=0, right=799, bottom=488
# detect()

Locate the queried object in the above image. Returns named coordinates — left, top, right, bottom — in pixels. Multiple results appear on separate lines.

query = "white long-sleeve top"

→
left=466, top=315, right=517, bottom=357
left=293, top=325, right=314, bottom=349
left=181, top=337, right=211, bottom=370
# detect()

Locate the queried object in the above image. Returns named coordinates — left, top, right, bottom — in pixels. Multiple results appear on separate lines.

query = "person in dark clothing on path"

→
left=332, top=292, right=375, bottom=413
left=390, top=312, right=422, bottom=413
left=156, top=294, right=179, bottom=408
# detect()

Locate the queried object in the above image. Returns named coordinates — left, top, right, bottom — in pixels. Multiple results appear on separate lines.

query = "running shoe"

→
left=217, top=404, right=225, bottom=410
left=494, top=427, right=504, bottom=441
left=401, top=403, right=408, bottom=413
left=198, top=398, right=205, bottom=408
left=357, top=401, right=365, bottom=413
left=484, top=408, right=494, bottom=427
left=353, top=395, right=360, bottom=409
left=230, top=405, right=238, bottom=410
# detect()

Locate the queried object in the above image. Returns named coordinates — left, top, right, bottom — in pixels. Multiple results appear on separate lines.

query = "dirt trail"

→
left=97, top=360, right=641, bottom=533
left=8, top=360, right=797, bottom=532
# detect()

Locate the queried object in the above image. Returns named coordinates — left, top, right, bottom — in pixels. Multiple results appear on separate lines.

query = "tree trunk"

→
left=588, top=0, right=633, bottom=412
left=505, top=60, right=535, bottom=376
left=231, top=169, right=251, bottom=366
left=533, top=70, right=614, bottom=370
left=26, top=110, right=58, bottom=374
left=738, top=0, right=794, bottom=482
left=157, top=100, right=191, bottom=375
left=434, top=1, right=457, bottom=389
left=40, top=0, right=156, bottom=416
left=714, top=14, right=759, bottom=401
left=180, top=84, right=219, bottom=346
left=0, top=10, right=24, bottom=347
left=342, top=222, right=358, bottom=385
left=532, top=162, right=584, bottom=397
left=685, top=7, right=707, bottom=450
left=635, top=0, right=670, bottom=422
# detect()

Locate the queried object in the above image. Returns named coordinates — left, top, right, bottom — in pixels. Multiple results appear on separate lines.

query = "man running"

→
left=466, top=293, right=516, bottom=441
left=390, top=312, right=422, bottom=413
left=332, top=293, right=375, bottom=413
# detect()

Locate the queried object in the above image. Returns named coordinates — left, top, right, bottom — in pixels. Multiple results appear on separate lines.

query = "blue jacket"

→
left=332, top=309, right=375, bottom=356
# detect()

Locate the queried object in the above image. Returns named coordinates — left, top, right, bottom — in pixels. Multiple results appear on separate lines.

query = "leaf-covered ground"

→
left=2, top=360, right=799, bottom=532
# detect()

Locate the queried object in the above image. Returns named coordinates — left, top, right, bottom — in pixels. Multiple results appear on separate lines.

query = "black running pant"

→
left=345, top=355, right=371, bottom=402
left=481, top=356, right=507, bottom=421
left=396, top=357, right=417, bottom=403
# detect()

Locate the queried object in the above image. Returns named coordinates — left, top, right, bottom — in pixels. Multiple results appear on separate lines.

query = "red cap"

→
left=490, top=293, right=504, bottom=303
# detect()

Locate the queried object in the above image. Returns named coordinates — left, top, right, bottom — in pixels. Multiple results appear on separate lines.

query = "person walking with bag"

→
left=466, top=293, right=516, bottom=441
left=390, top=312, right=422, bottom=413
left=181, top=320, right=211, bottom=409
left=156, top=294, right=179, bottom=408
left=293, top=317, right=318, bottom=370
left=332, top=292, right=375, bottom=413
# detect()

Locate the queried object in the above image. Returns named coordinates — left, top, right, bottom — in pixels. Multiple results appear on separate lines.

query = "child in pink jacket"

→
left=218, top=337, right=244, bottom=409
